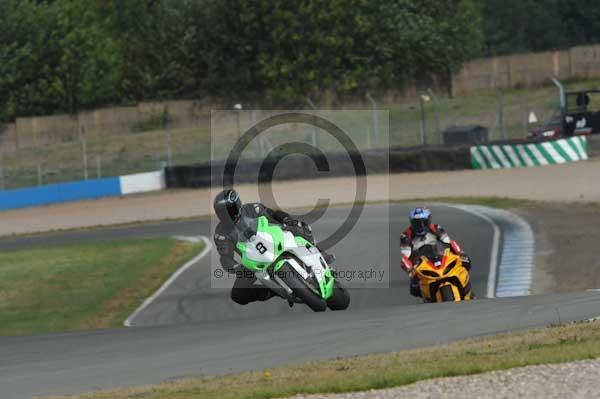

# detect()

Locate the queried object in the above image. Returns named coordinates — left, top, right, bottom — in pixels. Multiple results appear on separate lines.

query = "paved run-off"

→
left=1, top=159, right=599, bottom=236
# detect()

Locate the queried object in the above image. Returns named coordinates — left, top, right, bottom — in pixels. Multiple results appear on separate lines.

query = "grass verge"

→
left=48, top=320, right=600, bottom=399
left=392, top=196, right=541, bottom=209
left=0, top=238, right=203, bottom=336
left=7, top=78, right=600, bottom=190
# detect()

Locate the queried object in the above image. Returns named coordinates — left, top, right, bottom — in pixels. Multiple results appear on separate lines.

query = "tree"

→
left=53, top=0, right=121, bottom=113
left=0, top=0, right=486, bottom=119
left=200, top=0, right=483, bottom=103
left=373, top=0, right=483, bottom=94
left=560, top=0, right=600, bottom=46
left=0, top=0, right=121, bottom=120
left=0, top=1, right=54, bottom=121
left=478, top=0, right=600, bottom=55
left=102, top=0, right=200, bottom=102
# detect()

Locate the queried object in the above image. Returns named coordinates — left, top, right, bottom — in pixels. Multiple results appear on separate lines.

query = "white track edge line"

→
left=442, top=204, right=501, bottom=299
left=124, top=235, right=212, bottom=327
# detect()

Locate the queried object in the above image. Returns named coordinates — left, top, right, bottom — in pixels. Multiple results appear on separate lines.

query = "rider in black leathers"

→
left=213, top=189, right=334, bottom=305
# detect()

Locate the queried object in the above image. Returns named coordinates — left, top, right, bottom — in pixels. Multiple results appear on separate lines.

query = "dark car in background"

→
left=528, top=81, right=600, bottom=141
left=528, top=115, right=564, bottom=140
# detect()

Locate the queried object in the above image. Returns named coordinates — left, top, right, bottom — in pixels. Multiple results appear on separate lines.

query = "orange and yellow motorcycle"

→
left=401, top=244, right=473, bottom=303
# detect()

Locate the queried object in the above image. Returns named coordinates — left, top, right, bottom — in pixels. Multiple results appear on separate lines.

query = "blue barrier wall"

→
left=0, top=177, right=122, bottom=211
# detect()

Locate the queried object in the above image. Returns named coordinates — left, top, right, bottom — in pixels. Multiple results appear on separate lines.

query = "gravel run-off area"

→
left=292, top=359, right=600, bottom=399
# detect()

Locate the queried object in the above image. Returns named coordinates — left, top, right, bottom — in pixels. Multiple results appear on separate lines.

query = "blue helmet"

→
left=409, top=207, right=431, bottom=236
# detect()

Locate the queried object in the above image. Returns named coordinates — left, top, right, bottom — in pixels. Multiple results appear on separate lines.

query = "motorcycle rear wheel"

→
left=278, top=263, right=327, bottom=312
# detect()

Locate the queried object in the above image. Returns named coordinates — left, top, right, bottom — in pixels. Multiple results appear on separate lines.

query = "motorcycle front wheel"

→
left=327, top=280, right=350, bottom=310
left=278, top=263, right=327, bottom=312
left=440, top=285, right=456, bottom=302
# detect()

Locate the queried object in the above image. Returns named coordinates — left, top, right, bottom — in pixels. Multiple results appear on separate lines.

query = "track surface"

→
left=0, top=204, right=495, bottom=398
left=0, top=205, right=493, bottom=325
left=3, top=292, right=600, bottom=399
left=4, top=204, right=600, bottom=398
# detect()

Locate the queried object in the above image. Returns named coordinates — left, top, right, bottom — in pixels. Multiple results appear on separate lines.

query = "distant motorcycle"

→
left=235, top=215, right=350, bottom=311
left=402, top=244, right=473, bottom=302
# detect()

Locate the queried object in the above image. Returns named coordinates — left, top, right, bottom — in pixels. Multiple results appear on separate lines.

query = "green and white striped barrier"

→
left=471, top=136, right=588, bottom=169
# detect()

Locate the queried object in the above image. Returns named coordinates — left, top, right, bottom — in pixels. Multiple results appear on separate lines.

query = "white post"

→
left=0, top=151, right=4, bottom=190
left=427, top=89, right=441, bottom=144
left=96, top=155, right=102, bottom=178
left=166, top=129, right=173, bottom=167
left=306, top=98, right=319, bottom=151
left=419, top=95, right=427, bottom=145
left=366, top=92, right=380, bottom=147
left=37, top=163, right=43, bottom=186
left=252, top=109, right=262, bottom=158
left=79, top=125, right=88, bottom=180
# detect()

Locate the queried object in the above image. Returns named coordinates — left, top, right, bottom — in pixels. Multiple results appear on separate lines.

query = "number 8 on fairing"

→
left=255, top=242, right=267, bottom=254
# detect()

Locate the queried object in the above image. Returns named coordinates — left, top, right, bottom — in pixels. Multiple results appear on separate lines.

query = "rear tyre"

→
left=440, top=285, right=456, bottom=302
left=278, top=264, right=327, bottom=312
left=327, top=281, right=350, bottom=310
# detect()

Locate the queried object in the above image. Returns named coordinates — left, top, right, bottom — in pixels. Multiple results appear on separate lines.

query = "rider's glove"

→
left=400, top=245, right=412, bottom=259
left=284, top=219, right=302, bottom=228
left=400, top=255, right=414, bottom=274
left=461, top=255, right=472, bottom=271
left=282, top=219, right=303, bottom=235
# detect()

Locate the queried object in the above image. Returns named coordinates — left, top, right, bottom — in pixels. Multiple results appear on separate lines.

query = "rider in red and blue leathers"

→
left=400, top=207, right=471, bottom=298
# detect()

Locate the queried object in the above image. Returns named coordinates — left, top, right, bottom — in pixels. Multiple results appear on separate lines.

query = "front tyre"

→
left=278, top=264, right=327, bottom=312
left=440, top=285, right=456, bottom=302
left=327, top=280, right=350, bottom=310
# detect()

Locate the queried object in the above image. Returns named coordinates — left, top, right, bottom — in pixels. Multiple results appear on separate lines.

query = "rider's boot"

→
left=257, top=289, right=275, bottom=302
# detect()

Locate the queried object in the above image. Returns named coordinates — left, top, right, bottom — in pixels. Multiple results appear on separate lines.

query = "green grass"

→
left=0, top=238, right=203, bottom=336
left=48, top=320, right=600, bottom=399
left=392, top=196, right=540, bottom=209
left=305, top=196, right=540, bottom=211
left=2, top=126, right=211, bottom=189
left=7, top=78, right=600, bottom=190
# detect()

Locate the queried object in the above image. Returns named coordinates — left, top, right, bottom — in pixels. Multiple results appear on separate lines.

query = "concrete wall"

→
left=119, top=170, right=165, bottom=195
left=0, top=124, right=18, bottom=152
left=0, top=170, right=166, bottom=212
left=0, top=100, right=211, bottom=153
left=453, top=44, right=600, bottom=95
left=0, top=177, right=122, bottom=211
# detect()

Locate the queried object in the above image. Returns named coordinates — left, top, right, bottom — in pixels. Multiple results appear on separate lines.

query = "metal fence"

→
left=0, top=86, right=568, bottom=190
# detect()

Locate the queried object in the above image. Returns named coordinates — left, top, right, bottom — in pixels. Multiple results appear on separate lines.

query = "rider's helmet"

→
left=214, top=189, right=242, bottom=225
left=409, top=207, right=432, bottom=236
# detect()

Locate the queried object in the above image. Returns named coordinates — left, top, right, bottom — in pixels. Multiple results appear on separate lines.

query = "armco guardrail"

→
left=4, top=136, right=590, bottom=211
left=470, top=136, right=588, bottom=169
left=0, top=171, right=165, bottom=211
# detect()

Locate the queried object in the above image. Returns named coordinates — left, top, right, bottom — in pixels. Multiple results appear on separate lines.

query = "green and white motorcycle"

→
left=236, top=215, right=350, bottom=312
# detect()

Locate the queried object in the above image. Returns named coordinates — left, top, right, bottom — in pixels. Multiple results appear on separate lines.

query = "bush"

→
left=130, top=109, right=171, bottom=133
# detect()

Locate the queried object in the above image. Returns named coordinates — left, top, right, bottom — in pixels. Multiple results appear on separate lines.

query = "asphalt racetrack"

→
left=0, top=204, right=494, bottom=325
left=3, top=204, right=600, bottom=399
